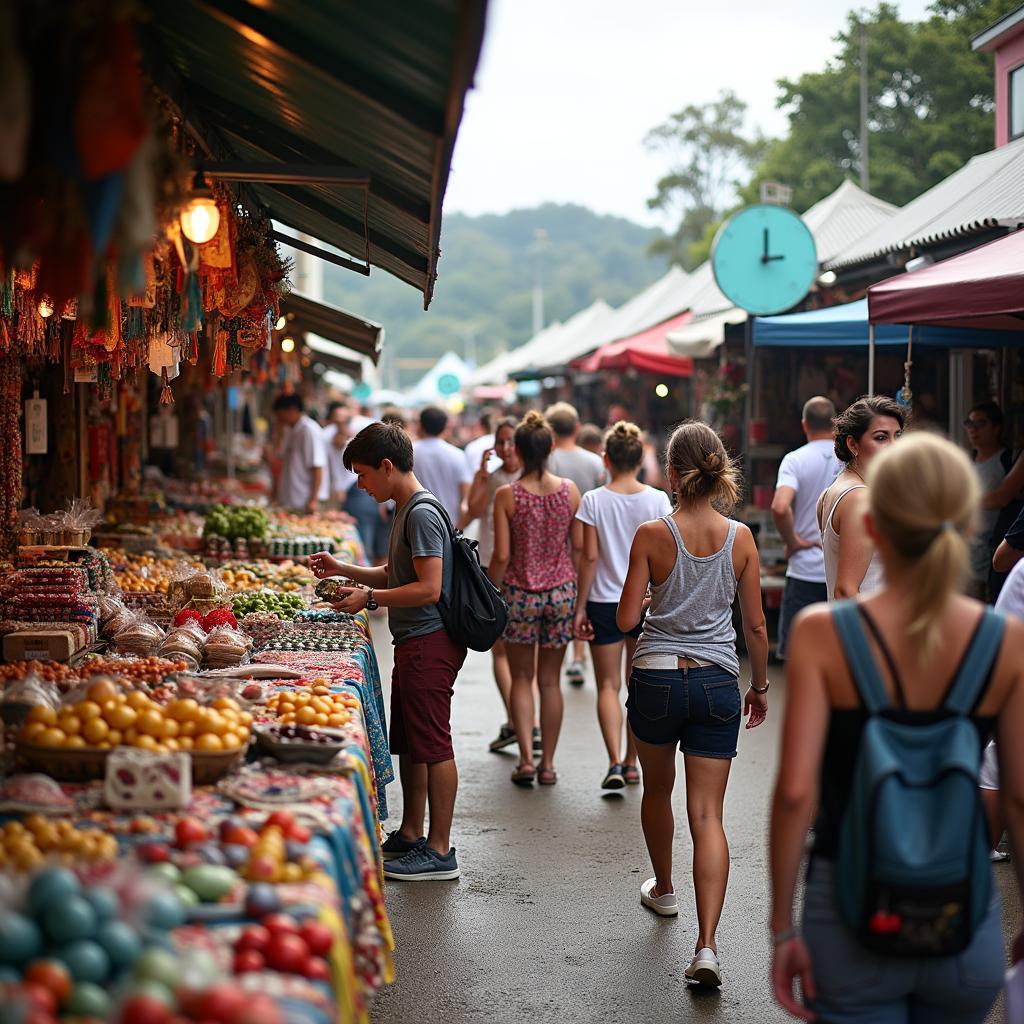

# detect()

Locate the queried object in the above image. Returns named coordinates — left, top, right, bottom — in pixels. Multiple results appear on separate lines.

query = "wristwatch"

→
left=749, top=680, right=770, bottom=694
left=365, top=589, right=379, bottom=612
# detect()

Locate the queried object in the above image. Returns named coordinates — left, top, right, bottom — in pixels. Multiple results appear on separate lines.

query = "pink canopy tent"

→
left=575, top=312, right=694, bottom=377
left=868, top=230, right=1024, bottom=330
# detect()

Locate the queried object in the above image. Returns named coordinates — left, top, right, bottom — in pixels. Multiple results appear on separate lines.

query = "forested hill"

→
left=322, top=204, right=667, bottom=381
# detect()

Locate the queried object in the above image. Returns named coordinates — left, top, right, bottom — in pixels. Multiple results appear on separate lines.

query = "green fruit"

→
left=66, top=982, right=112, bottom=1017
left=134, top=947, right=180, bottom=990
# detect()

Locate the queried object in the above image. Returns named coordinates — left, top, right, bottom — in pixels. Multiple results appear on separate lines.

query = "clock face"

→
left=711, top=205, right=818, bottom=316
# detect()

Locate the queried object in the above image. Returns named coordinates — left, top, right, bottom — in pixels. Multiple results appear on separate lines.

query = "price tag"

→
left=74, top=366, right=98, bottom=383
left=25, top=392, right=47, bottom=454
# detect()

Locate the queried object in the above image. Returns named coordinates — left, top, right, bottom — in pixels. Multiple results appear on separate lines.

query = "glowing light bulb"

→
left=655, top=383, right=669, bottom=398
left=37, top=297, right=54, bottom=319
left=280, top=337, right=295, bottom=353
left=275, top=315, right=287, bottom=331
left=179, top=171, right=220, bottom=244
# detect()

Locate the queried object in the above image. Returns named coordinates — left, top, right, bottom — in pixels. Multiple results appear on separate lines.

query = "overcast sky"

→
left=444, top=0, right=933, bottom=228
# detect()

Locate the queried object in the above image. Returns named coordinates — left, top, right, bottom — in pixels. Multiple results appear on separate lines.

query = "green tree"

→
left=644, top=91, right=768, bottom=268
left=741, top=2, right=1003, bottom=212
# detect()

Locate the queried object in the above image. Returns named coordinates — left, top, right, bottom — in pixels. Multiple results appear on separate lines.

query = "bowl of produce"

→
left=254, top=723, right=347, bottom=765
left=232, top=589, right=306, bottom=620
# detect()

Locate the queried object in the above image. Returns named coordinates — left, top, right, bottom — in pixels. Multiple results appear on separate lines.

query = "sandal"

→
left=622, top=764, right=641, bottom=785
left=537, top=768, right=558, bottom=786
left=511, top=764, right=536, bottom=787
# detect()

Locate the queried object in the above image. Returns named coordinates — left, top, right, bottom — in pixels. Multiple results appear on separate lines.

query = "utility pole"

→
left=530, top=228, right=548, bottom=337
left=859, top=20, right=870, bottom=191
left=464, top=326, right=477, bottom=369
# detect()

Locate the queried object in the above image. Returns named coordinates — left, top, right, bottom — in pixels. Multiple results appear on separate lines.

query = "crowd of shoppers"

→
left=301, top=387, right=1024, bottom=1017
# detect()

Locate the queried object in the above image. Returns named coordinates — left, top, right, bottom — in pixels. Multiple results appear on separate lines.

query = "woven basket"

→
left=16, top=743, right=247, bottom=784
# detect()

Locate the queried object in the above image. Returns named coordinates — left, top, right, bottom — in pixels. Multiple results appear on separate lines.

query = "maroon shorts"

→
left=390, top=628, right=467, bottom=764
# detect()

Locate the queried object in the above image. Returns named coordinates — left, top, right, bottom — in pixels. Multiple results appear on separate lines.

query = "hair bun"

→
left=521, top=410, right=547, bottom=430
left=702, top=450, right=723, bottom=475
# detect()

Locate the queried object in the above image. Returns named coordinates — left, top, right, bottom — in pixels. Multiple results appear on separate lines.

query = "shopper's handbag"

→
left=404, top=494, right=508, bottom=652
left=831, top=601, right=1005, bottom=957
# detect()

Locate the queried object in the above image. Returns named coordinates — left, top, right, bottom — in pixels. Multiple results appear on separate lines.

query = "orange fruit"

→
left=296, top=706, right=316, bottom=726
left=164, top=738, right=180, bottom=752
left=177, top=736, right=194, bottom=751
left=63, top=735, right=87, bottom=749
left=220, top=731, right=242, bottom=750
left=38, top=728, right=67, bottom=747
left=313, top=713, right=328, bottom=727
left=137, top=710, right=165, bottom=737
left=205, top=713, right=229, bottom=736
left=75, top=701, right=102, bottom=721
left=160, top=718, right=179, bottom=740
left=107, top=729, right=123, bottom=746
left=195, top=733, right=223, bottom=752
left=27, top=705, right=57, bottom=726
left=132, top=735, right=158, bottom=751
left=20, top=721, right=46, bottom=743
left=179, top=720, right=197, bottom=738
left=57, top=714, right=81, bottom=736
left=82, top=718, right=109, bottom=745
left=126, top=691, right=154, bottom=711
left=105, top=704, right=137, bottom=731
left=213, top=697, right=240, bottom=713
left=167, top=698, right=200, bottom=722
left=327, top=713, right=347, bottom=728
left=86, top=679, right=118, bottom=703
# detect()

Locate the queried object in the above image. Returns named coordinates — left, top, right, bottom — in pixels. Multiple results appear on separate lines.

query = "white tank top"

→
left=820, top=483, right=884, bottom=600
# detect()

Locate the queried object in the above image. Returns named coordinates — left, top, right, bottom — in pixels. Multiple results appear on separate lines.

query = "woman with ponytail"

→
left=818, top=396, right=904, bottom=599
left=771, top=433, right=1024, bottom=1023
left=490, top=411, right=582, bottom=786
left=617, top=421, right=768, bottom=986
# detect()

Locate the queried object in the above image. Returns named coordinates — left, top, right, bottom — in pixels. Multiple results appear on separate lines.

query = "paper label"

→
left=23, top=645, right=51, bottom=661
left=25, top=398, right=47, bottom=454
left=74, top=366, right=98, bottom=383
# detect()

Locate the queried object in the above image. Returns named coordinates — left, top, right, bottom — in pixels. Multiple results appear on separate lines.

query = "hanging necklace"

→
left=848, top=462, right=866, bottom=483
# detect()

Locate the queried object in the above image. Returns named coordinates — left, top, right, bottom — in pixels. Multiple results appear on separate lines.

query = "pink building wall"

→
left=992, top=28, right=1024, bottom=147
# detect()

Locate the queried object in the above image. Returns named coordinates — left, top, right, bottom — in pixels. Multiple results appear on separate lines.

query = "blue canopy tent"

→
left=752, top=298, right=1024, bottom=393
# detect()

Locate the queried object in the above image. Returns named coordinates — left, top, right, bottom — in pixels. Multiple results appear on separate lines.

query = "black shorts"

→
left=586, top=601, right=642, bottom=646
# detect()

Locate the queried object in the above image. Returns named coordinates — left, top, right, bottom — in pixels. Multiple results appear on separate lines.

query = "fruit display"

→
left=232, top=912, right=333, bottom=980
left=260, top=625, right=364, bottom=653
left=231, top=589, right=305, bottom=620
left=78, top=658, right=192, bottom=684
left=98, top=551, right=200, bottom=596
left=16, top=682, right=253, bottom=755
left=202, top=505, right=269, bottom=543
left=0, top=817, right=118, bottom=871
left=263, top=684, right=357, bottom=728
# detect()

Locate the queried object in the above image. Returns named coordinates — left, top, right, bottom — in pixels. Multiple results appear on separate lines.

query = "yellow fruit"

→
left=167, top=698, right=200, bottom=722
left=206, top=713, right=229, bottom=736
left=20, top=721, right=46, bottom=743
left=152, top=743, right=169, bottom=754
left=82, top=718, right=109, bottom=745
left=214, top=697, right=240, bottom=713
left=38, top=728, right=67, bottom=748
left=296, top=706, right=316, bottom=726
left=126, top=691, right=154, bottom=711
left=107, top=729, right=123, bottom=746
left=179, top=720, right=197, bottom=738
left=132, top=735, right=158, bottom=751
left=279, top=713, right=295, bottom=724
left=282, top=862, right=304, bottom=883
left=278, top=702, right=294, bottom=716
left=164, top=738, right=180, bottom=752
left=123, top=727, right=139, bottom=744
left=87, top=679, right=118, bottom=703
left=64, top=735, right=87, bottom=748
left=57, top=714, right=81, bottom=736
left=195, top=733, right=223, bottom=752
left=220, top=731, right=242, bottom=750
left=327, top=713, right=347, bottom=728
left=106, top=704, right=137, bottom=731
left=177, top=736, right=194, bottom=751
left=27, top=705, right=57, bottom=726
left=138, top=710, right=165, bottom=737
left=161, top=718, right=179, bottom=740
left=75, top=700, right=102, bottom=721
left=239, top=711, right=253, bottom=727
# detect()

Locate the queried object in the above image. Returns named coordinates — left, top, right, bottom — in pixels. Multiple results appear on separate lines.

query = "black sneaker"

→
left=384, top=844, right=460, bottom=881
left=381, top=831, right=425, bottom=861
left=532, top=726, right=542, bottom=754
left=601, top=764, right=626, bottom=790
left=566, top=660, right=585, bottom=687
left=489, top=724, right=517, bottom=752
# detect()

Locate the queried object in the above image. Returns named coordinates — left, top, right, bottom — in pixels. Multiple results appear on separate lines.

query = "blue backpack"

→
left=832, top=601, right=1006, bottom=957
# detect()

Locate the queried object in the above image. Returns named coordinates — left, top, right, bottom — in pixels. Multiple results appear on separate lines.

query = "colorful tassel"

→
left=160, top=365, right=174, bottom=405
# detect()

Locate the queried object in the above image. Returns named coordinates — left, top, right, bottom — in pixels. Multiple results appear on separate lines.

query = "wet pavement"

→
left=369, top=623, right=1021, bottom=1024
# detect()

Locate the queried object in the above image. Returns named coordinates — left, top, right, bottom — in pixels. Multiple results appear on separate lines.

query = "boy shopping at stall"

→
left=309, top=422, right=467, bottom=881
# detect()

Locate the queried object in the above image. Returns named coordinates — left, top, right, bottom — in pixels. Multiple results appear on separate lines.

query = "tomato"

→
left=118, top=994, right=172, bottom=1024
left=233, top=950, right=265, bottom=974
left=288, top=824, right=311, bottom=844
left=298, top=921, right=334, bottom=957
left=260, top=914, right=298, bottom=936
left=21, top=982, right=58, bottom=1013
left=264, top=933, right=308, bottom=975
left=301, top=956, right=330, bottom=982
left=223, top=826, right=259, bottom=848
left=137, top=842, right=171, bottom=864
left=174, top=818, right=207, bottom=847
left=194, top=983, right=247, bottom=1021
left=263, top=811, right=294, bottom=834
left=23, top=960, right=71, bottom=1005
left=235, top=925, right=270, bottom=954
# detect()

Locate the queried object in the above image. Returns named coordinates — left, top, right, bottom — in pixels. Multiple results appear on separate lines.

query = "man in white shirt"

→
left=412, top=406, right=472, bottom=525
left=463, top=409, right=500, bottom=475
left=771, top=396, right=841, bottom=659
left=546, top=402, right=606, bottom=495
left=273, top=393, right=329, bottom=513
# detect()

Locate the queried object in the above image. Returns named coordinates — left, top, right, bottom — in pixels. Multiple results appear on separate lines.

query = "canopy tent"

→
left=279, top=293, right=383, bottom=362
left=667, top=309, right=748, bottom=359
left=752, top=299, right=1023, bottom=348
left=148, top=0, right=488, bottom=307
left=505, top=301, right=616, bottom=379
left=576, top=313, right=694, bottom=377
left=867, top=230, right=1024, bottom=329
left=407, top=350, right=472, bottom=404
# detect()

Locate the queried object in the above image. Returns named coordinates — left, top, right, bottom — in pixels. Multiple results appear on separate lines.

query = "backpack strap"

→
left=402, top=493, right=455, bottom=547
left=943, top=608, right=1006, bottom=716
left=832, top=601, right=891, bottom=714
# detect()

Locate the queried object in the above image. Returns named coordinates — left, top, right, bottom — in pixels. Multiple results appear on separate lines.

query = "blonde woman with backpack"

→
left=771, top=433, right=1024, bottom=1023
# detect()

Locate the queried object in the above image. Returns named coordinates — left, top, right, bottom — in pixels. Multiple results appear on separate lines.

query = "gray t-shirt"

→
left=387, top=492, right=452, bottom=646
left=548, top=446, right=606, bottom=494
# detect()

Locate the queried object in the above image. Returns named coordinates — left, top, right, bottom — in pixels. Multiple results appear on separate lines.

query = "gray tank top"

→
left=633, top=516, right=740, bottom=677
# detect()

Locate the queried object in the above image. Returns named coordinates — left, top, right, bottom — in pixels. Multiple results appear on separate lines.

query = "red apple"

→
left=21, top=983, right=58, bottom=1014
left=174, top=818, right=207, bottom=847
left=194, top=984, right=247, bottom=1022
left=301, top=956, right=331, bottom=982
left=223, top=826, right=259, bottom=848
left=137, top=842, right=171, bottom=864
left=264, top=933, right=309, bottom=974
left=226, top=993, right=283, bottom=1024
left=235, top=925, right=271, bottom=954
left=298, top=921, right=334, bottom=957
left=119, top=994, right=172, bottom=1024
left=288, top=824, right=312, bottom=844
left=260, top=914, right=299, bottom=935
left=233, top=950, right=265, bottom=974
left=264, top=811, right=294, bottom=834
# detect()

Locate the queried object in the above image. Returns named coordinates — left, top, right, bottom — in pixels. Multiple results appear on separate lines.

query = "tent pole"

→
left=868, top=324, right=876, bottom=395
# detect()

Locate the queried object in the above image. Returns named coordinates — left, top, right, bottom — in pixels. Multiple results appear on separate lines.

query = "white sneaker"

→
left=684, top=947, right=722, bottom=986
left=640, top=878, right=678, bottom=916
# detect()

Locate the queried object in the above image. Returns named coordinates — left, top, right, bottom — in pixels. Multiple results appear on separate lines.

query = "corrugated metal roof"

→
left=826, top=136, right=1024, bottom=270
left=802, top=179, right=899, bottom=264
left=148, top=0, right=487, bottom=307
left=280, top=292, right=383, bottom=361
left=504, top=301, right=616, bottom=377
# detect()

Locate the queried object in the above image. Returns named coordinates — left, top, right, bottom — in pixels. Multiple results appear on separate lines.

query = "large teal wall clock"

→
left=711, top=205, right=818, bottom=316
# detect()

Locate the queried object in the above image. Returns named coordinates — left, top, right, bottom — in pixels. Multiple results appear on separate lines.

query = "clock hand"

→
left=762, top=228, right=769, bottom=264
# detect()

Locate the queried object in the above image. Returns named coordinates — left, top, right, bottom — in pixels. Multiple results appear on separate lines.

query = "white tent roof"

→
left=501, top=300, right=615, bottom=376
left=407, top=351, right=473, bottom=403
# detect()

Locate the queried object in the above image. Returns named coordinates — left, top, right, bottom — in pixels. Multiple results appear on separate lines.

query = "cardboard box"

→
left=3, top=629, right=80, bottom=663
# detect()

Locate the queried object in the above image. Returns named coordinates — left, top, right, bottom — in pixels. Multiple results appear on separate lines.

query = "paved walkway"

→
left=369, top=624, right=1020, bottom=1024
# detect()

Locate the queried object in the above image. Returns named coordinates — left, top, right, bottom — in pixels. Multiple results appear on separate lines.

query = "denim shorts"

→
left=586, top=601, right=642, bottom=646
left=801, top=858, right=1003, bottom=1024
left=626, top=665, right=741, bottom=758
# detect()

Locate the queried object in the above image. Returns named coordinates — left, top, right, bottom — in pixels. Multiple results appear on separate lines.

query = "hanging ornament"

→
left=160, top=365, right=174, bottom=405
